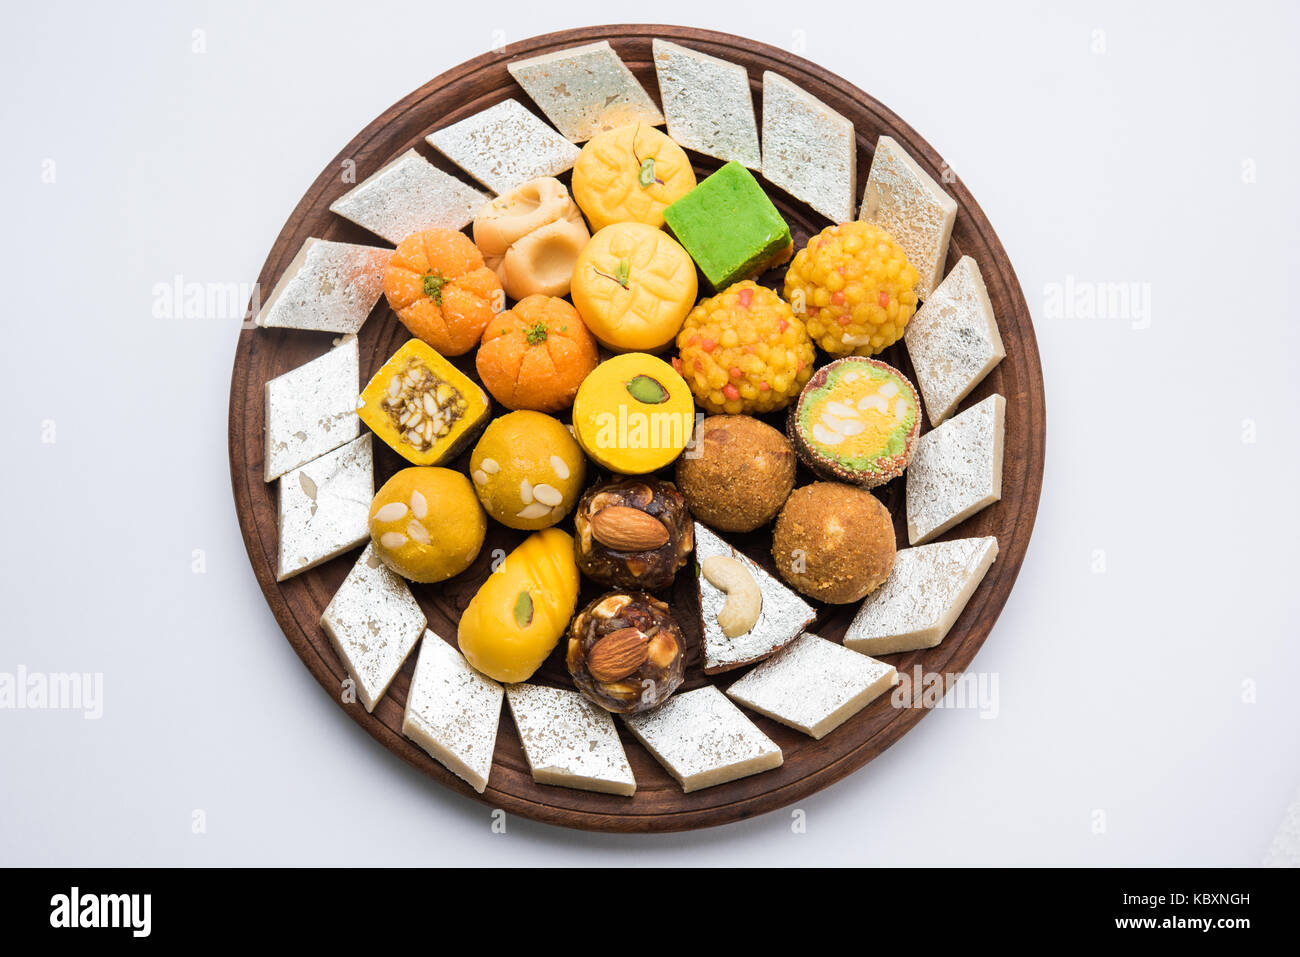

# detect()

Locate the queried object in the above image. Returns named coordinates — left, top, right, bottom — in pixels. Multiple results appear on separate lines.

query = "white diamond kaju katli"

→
left=505, top=684, right=636, bottom=797
left=904, top=255, right=1006, bottom=427
left=507, top=41, right=664, bottom=143
left=276, top=433, right=373, bottom=581
left=254, top=238, right=392, bottom=335
left=426, top=99, right=581, bottom=195
left=403, top=633, right=503, bottom=794
left=652, top=39, right=761, bottom=169
left=905, top=394, right=1006, bottom=545
left=319, top=544, right=427, bottom=713
left=760, top=71, right=856, bottom=223
left=263, top=336, right=360, bottom=482
left=622, top=686, right=782, bottom=793
left=726, top=633, right=898, bottom=740
left=844, top=537, right=999, bottom=656
left=859, top=135, right=958, bottom=300
left=694, top=522, right=816, bottom=674
left=328, top=148, right=490, bottom=244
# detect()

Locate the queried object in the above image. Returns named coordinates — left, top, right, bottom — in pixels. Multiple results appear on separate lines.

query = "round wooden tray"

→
left=228, top=24, right=1045, bottom=832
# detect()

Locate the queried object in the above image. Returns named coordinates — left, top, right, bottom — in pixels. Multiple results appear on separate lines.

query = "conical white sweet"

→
left=843, top=536, right=998, bottom=656
left=694, top=522, right=816, bottom=674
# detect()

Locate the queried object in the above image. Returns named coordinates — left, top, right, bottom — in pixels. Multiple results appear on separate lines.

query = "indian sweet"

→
left=693, top=523, right=815, bottom=675
left=760, top=71, right=856, bottom=223
left=505, top=684, right=637, bottom=796
left=904, top=393, right=1005, bottom=546
left=426, top=99, right=580, bottom=195
left=329, top=148, right=489, bottom=244
left=573, top=477, right=693, bottom=591
left=844, top=537, right=999, bottom=656
left=566, top=590, right=685, bottom=714
left=771, top=482, right=896, bottom=604
left=674, top=280, right=814, bottom=415
left=860, top=135, right=958, bottom=299
left=784, top=220, right=919, bottom=357
left=662, top=161, right=792, bottom=291
left=457, top=528, right=580, bottom=684
left=652, top=39, right=761, bottom=169
left=319, top=544, right=427, bottom=712
left=788, top=356, right=921, bottom=488
left=356, top=338, right=490, bottom=466
left=571, top=221, right=697, bottom=352
left=369, top=467, right=486, bottom=583
left=382, top=227, right=503, bottom=356
left=674, top=415, right=795, bottom=532
left=254, top=238, right=391, bottom=334
left=276, top=434, right=373, bottom=582
left=475, top=294, right=598, bottom=413
left=621, top=686, right=782, bottom=792
left=472, top=177, right=590, bottom=300
left=571, top=123, right=696, bottom=231
left=263, top=337, right=360, bottom=482
left=725, top=633, right=898, bottom=740
left=571, top=353, right=695, bottom=474
left=469, top=410, right=586, bottom=530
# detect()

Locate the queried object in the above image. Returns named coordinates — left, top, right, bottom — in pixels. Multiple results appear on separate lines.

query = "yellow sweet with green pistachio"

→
left=457, top=528, right=580, bottom=683
left=369, top=467, right=486, bottom=583
left=571, top=353, right=695, bottom=474
left=571, top=124, right=696, bottom=231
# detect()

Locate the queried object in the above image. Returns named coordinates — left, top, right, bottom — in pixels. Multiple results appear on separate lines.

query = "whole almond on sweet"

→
left=586, top=627, right=650, bottom=682
left=590, top=506, right=670, bottom=552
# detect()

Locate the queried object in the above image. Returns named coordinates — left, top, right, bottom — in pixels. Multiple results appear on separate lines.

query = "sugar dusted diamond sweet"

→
left=726, top=633, right=897, bottom=740
left=652, top=39, right=761, bottom=169
left=320, top=544, right=426, bottom=712
left=860, top=135, right=958, bottom=300
left=403, top=633, right=503, bottom=794
left=254, top=238, right=392, bottom=334
left=276, top=434, right=373, bottom=581
left=760, top=71, right=856, bottom=223
left=426, top=99, right=581, bottom=195
left=328, top=149, right=490, bottom=245
left=904, top=256, right=1005, bottom=427
left=263, top=336, right=360, bottom=482
left=844, top=537, right=998, bottom=655
left=905, top=394, right=1005, bottom=545
left=621, top=685, right=782, bottom=793
left=507, top=41, right=664, bottom=143
left=505, top=683, right=636, bottom=796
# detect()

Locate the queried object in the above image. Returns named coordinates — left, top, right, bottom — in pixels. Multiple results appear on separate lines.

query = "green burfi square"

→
left=663, top=162, right=792, bottom=291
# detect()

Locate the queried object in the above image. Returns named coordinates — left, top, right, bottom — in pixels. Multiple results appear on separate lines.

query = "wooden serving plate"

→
left=228, top=24, right=1045, bottom=832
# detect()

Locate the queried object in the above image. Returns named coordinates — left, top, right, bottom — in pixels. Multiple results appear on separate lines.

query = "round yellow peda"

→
left=571, top=124, right=696, bottom=231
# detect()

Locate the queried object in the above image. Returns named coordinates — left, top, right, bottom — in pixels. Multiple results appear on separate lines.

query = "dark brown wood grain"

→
left=227, top=24, right=1046, bottom=832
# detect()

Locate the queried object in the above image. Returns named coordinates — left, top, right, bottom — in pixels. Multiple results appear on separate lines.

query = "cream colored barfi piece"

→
left=320, top=544, right=426, bottom=712
left=254, top=238, right=392, bottom=334
left=505, top=684, right=635, bottom=796
left=276, top=434, right=373, bottom=581
left=905, top=394, right=1005, bottom=545
left=426, top=99, right=580, bottom=195
left=621, top=686, right=782, bottom=793
left=403, top=633, right=503, bottom=794
left=329, top=149, right=490, bottom=244
left=859, top=135, right=957, bottom=299
left=904, top=255, right=1005, bottom=426
left=263, top=336, right=360, bottom=482
left=507, top=41, right=664, bottom=143
left=694, top=522, right=815, bottom=674
left=844, top=536, right=998, bottom=655
left=652, top=39, right=760, bottom=169
left=726, top=633, right=897, bottom=739
left=761, top=72, right=856, bottom=223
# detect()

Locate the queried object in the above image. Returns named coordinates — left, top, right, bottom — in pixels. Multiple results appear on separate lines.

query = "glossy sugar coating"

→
left=760, top=71, right=856, bottom=223
left=859, top=135, right=958, bottom=300
left=276, top=434, right=373, bottom=581
left=255, top=238, right=391, bottom=334
left=652, top=39, right=761, bottom=169
left=506, top=683, right=636, bottom=796
left=426, top=98, right=580, bottom=195
left=663, top=161, right=792, bottom=292
left=905, top=394, right=1005, bottom=545
left=263, top=337, right=360, bottom=482
left=675, top=281, right=814, bottom=415
left=784, top=221, right=919, bottom=357
left=329, top=149, right=489, bottom=244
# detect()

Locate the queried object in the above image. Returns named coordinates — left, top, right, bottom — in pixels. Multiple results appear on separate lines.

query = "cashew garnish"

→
left=701, top=555, right=763, bottom=637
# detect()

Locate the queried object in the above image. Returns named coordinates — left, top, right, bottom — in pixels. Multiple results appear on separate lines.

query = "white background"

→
left=2, top=0, right=1297, bottom=866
